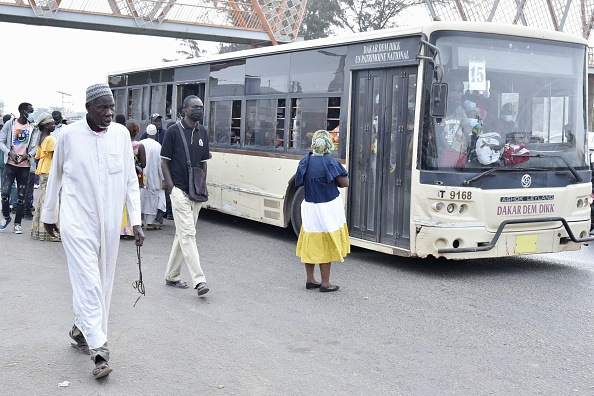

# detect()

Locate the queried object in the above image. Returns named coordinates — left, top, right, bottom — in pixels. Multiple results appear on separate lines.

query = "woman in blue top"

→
left=295, top=130, right=350, bottom=292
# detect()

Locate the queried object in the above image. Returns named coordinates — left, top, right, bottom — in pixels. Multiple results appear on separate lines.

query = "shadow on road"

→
left=349, top=246, right=584, bottom=278
left=200, top=207, right=297, bottom=241
left=200, top=208, right=588, bottom=280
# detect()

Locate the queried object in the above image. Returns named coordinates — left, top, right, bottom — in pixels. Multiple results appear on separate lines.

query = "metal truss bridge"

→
left=0, top=0, right=307, bottom=45
left=425, top=0, right=594, bottom=65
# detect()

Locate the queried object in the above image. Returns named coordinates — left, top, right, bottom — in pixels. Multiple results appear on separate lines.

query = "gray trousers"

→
left=70, top=325, right=110, bottom=363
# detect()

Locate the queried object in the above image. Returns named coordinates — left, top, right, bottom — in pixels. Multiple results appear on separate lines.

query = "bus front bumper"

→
left=415, top=217, right=593, bottom=259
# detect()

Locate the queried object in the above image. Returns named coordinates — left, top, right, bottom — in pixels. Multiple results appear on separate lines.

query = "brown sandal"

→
left=92, top=362, right=113, bottom=379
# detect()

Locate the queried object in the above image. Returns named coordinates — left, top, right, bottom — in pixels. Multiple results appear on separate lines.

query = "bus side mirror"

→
left=430, top=82, right=448, bottom=118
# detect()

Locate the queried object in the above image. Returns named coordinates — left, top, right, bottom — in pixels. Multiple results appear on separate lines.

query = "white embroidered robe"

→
left=41, top=117, right=141, bottom=349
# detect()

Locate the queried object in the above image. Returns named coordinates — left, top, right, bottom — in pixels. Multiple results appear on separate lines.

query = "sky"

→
left=0, top=22, right=208, bottom=116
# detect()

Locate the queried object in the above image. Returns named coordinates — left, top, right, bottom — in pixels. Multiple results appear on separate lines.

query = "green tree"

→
left=217, top=43, right=251, bottom=54
left=176, top=38, right=207, bottom=59
left=337, top=0, right=429, bottom=33
left=163, top=39, right=207, bottom=62
left=300, top=0, right=343, bottom=40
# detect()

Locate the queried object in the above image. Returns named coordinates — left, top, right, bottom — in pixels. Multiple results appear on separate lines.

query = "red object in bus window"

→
left=503, top=143, right=530, bottom=165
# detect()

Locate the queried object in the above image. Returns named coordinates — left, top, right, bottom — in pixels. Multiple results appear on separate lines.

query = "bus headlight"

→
left=447, top=203, right=455, bottom=213
left=577, top=198, right=590, bottom=208
left=432, top=202, right=444, bottom=211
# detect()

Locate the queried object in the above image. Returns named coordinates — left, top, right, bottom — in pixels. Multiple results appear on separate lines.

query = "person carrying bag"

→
left=161, top=95, right=211, bottom=297
left=176, top=123, right=208, bottom=202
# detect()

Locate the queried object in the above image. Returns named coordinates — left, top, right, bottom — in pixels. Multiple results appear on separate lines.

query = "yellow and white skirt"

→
left=296, top=195, right=350, bottom=263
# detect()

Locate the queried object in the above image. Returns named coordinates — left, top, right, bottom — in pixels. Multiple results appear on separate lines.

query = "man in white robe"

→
left=41, top=83, right=144, bottom=380
left=140, top=124, right=166, bottom=228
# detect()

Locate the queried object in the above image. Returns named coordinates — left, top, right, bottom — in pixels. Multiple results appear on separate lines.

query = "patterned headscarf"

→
left=311, top=130, right=333, bottom=156
left=36, top=113, right=53, bottom=126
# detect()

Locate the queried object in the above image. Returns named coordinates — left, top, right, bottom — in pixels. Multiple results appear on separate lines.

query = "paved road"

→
left=1, top=209, right=593, bottom=395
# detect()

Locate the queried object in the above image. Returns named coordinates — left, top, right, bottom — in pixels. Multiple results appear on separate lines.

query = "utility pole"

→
left=57, top=91, right=71, bottom=113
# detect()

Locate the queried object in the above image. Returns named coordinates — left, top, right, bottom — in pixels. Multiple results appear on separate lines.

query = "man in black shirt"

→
left=161, top=95, right=210, bottom=297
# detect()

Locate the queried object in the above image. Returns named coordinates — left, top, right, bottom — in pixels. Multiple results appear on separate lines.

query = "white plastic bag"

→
left=475, top=132, right=503, bottom=165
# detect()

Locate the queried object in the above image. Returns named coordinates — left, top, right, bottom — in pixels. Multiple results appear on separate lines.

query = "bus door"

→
left=349, top=67, right=416, bottom=247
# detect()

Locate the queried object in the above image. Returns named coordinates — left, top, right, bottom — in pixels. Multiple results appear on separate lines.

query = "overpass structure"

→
left=425, top=0, right=594, bottom=65
left=424, top=0, right=594, bottom=131
left=0, top=0, right=308, bottom=45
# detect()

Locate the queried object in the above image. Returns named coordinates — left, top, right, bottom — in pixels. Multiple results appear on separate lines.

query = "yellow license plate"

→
left=515, top=234, right=538, bottom=254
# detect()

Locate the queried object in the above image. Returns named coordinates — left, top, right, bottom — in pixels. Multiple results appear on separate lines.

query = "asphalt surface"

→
left=1, top=208, right=593, bottom=395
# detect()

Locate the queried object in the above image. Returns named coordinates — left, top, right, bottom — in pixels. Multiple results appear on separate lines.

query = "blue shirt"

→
left=295, top=153, right=348, bottom=204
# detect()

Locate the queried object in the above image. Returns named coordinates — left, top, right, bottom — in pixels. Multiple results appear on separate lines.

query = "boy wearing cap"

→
left=41, top=83, right=144, bottom=379
left=140, top=113, right=165, bottom=144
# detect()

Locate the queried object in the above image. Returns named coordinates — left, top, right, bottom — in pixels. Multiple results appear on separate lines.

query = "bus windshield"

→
left=421, top=32, right=588, bottom=173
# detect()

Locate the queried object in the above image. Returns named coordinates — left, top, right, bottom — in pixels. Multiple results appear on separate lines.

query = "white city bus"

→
left=109, top=21, right=593, bottom=259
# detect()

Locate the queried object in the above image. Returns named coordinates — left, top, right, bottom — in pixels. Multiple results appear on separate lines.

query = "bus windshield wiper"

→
left=463, top=167, right=500, bottom=185
left=463, top=166, right=547, bottom=186
left=521, top=153, right=583, bottom=183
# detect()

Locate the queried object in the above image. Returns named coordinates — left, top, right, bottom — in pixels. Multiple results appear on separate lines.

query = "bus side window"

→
left=230, top=100, right=242, bottom=145
left=258, top=120, right=275, bottom=146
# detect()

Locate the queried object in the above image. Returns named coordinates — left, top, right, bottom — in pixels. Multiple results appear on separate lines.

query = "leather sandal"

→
left=165, top=279, right=189, bottom=289
left=92, top=362, right=113, bottom=379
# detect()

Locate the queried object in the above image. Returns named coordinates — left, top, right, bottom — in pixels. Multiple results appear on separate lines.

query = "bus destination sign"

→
left=355, top=42, right=410, bottom=64
left=348, top=37, right=420, bottom=67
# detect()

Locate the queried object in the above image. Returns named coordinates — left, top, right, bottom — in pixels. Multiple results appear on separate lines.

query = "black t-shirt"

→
left=161, top=120, right=210, bottom=194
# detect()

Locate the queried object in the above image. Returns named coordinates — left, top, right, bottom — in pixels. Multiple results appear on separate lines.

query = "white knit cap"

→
left=146, top=124, right=157, bottom=135
left=86, top=83, right=113, bottom=103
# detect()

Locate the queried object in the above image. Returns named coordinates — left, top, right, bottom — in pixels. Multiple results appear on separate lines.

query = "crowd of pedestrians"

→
left=0, top=84, right=351, bottom=380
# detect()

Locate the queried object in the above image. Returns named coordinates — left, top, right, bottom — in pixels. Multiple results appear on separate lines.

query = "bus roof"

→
left=109, top=21, right=588, bottom=75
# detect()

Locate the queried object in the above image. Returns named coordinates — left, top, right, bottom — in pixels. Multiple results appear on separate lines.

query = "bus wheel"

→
left=291, top=186, right=304, bottom=236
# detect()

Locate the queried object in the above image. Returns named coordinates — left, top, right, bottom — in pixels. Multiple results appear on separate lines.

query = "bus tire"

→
left=291, top=186, right=304, bottom=237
